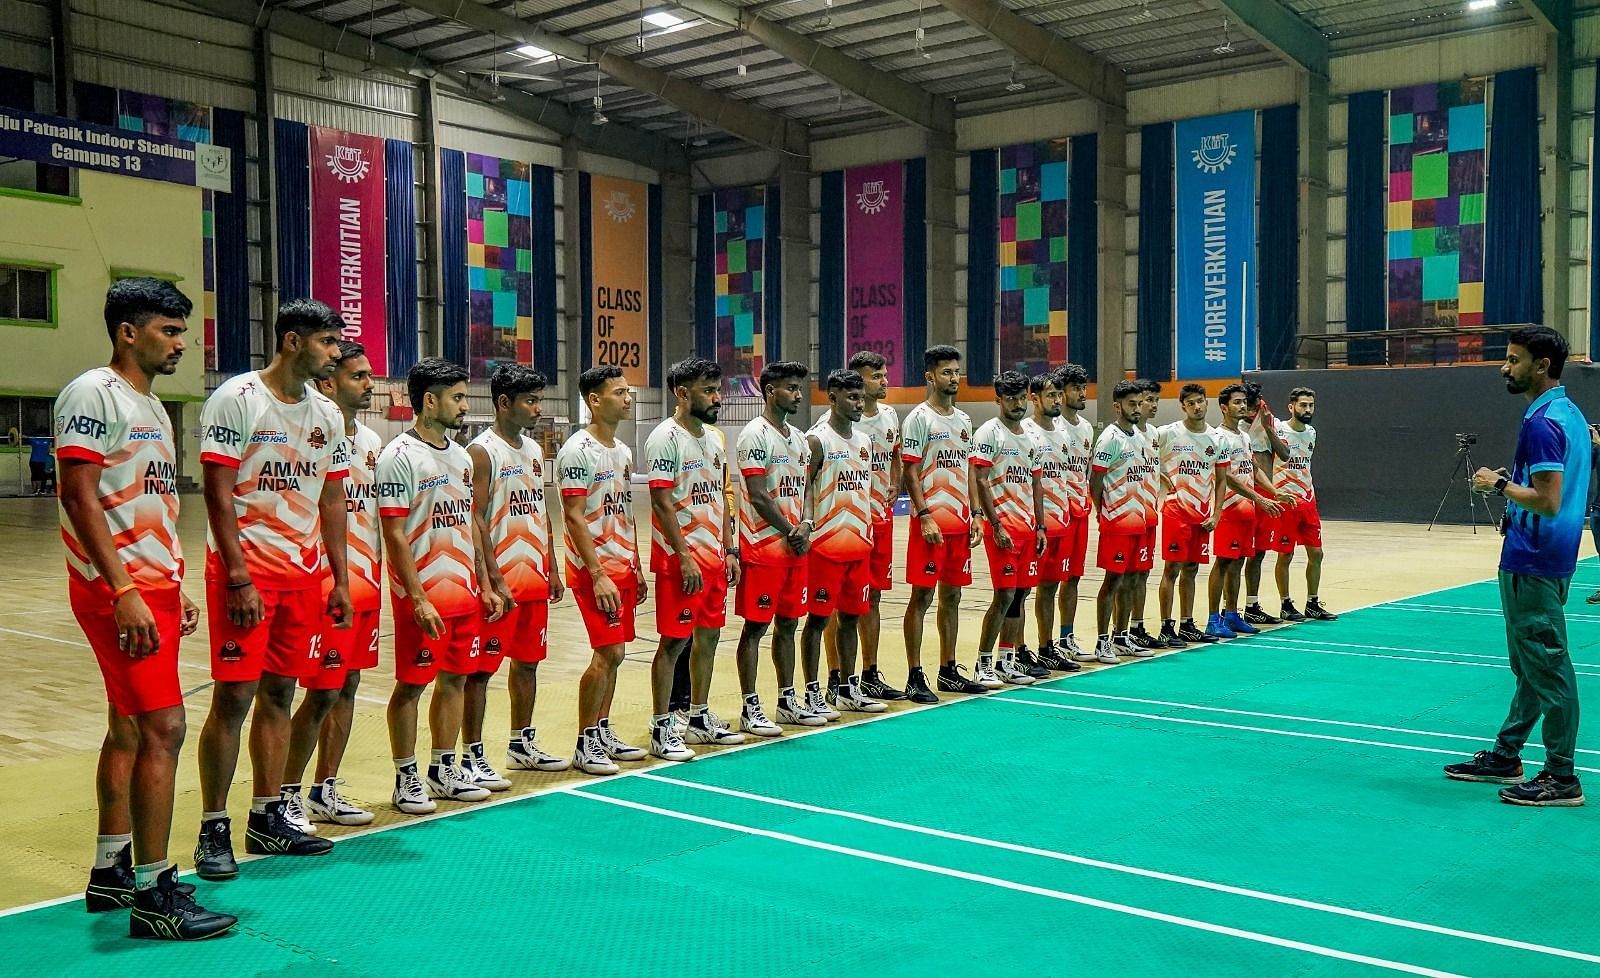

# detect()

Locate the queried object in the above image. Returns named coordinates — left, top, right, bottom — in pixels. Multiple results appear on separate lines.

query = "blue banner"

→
left=0, top=105, right=230, bottom=192
left=1175, top=110, right=1256, bottom=378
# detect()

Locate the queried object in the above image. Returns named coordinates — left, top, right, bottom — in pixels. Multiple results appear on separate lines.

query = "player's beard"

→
left=692, top=404, right=720, bottom=424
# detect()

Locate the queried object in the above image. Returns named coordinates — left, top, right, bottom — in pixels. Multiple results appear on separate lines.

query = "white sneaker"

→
left=596, top=722, right=647, bottom=762
left=834, top=679, right=887, bottom=713
left=775, top=695, right=827, bottom=727
left=393, top=767, right=438, bottom=815
left=668, top=710, right=690, bottom=737
left=573, top=733, right=620, bottom=776
left=806, top=683, right=842, bottom=722
left=462, top=749, right=512, bottom=791
left=649, top=723, right=696, bottom=762
left=683, top=710, right=746, bottom=745
left=1067, top=635, right=1096, bottom=663
left=739, top=700, right=783, bottom=738
left=1117, top=634, right=1156, bottom=658
left=1094, top=638, right=1120, bottom=664
left=306, top=778, right=375, bottom=826
left=425, top=755, right=492, bottom=802
left=972, top=655, right=1004, bottom=690
left=994, top=656, right=1037, bottom=686
left=507, top=728, right=572, bottom=772
left=280, top=788, right=317, bottom=835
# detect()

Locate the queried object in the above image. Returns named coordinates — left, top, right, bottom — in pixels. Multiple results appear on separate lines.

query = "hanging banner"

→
left=310, top=126, right=387, bottom=371
left=714, top=185, right=767, bottom=386
left=588, top=173, right=649, bottom=385
left=0, top=104, right=228, bottom=191
left=1175, top=110, right=1257, bottom=379
left=999, top=140, right=1070, bottom=376
left=843, top=162, right=905, bottom=385
left=466, top=152, right=534, bottom=379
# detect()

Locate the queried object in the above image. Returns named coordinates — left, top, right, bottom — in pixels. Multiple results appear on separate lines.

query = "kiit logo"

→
left=1193, top=133, right=1237, bottom=174
left=308, top=426, right=327, bottom=449
left=856, top=179, right=890, bottom=215
left=220, top=640, right=243, bottom=662
left=326, top=143, right=371, bottom=184
left=603, top=189, right=636, bottom=223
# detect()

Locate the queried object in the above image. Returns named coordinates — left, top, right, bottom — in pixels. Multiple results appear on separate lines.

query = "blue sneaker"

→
left=1204, top=613, right=1236, bottom=640
left=1222, top=611, right=1259, bottom=635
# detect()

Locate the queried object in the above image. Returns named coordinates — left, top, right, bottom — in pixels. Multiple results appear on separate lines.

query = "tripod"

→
left=1427, top=439, right=1499, bottom=533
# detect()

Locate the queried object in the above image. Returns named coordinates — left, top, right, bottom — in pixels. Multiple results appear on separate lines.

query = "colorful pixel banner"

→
left=714, top=185, right=766, bottom=386
left=998, top=140, right=1069, bottom=377
left=1175, top=110, right=1258, bottom=378
left=844, top=162, right=905, bottom=385
left=466, top=153, right=533, bottom=380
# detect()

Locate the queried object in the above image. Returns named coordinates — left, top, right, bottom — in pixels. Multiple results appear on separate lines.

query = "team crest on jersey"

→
left=322, top=648, right=343, bottom=669
left=220, top=640, right=242, bottom=662
left=485, top=638, right=502, bottom=652
left=463, top=467, right=472, bottom=484
left=415, top=648, right=434, bottom=665
left=308, top=426, right=327, bottom=449
left=959, top=429, right=970, bottom=443
left=924, top=561, right=937, bottom=575
left=816, top=587, right=830, bottom=603
left=366, top=451, right=378, bottom=469
left=530, top=458, right=542, bottom=477
left=757, top=594, right=773, bottom=610
left=678, top=608, right=694, bottom=623
left=1205, top=446, right=1216, bottom=457
left=606, top=608, right=621, bottom=625
left=859, top=448, right=870, bottom=463
left=623, top=464, right=632, bottom=482
left=1002, top=564, right=1014, bottom=576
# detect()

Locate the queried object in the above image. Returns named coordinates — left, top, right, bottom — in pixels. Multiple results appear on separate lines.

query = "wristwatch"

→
left=1493, top=476, right=1509, bottom=496
left=916, top=507, right=932, bottom=519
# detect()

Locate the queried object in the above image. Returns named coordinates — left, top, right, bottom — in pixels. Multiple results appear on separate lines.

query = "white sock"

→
left=691, top=703, right=708, bottom=716
left=1247, top=594, right=1258, bottom=606
left=249, top=796, right=275, bottom=814
left=653, top=713, right=670, bottom=728
left=1309, top=593, right=1319, bottom=602
left=429, top=748, right=449, bottom=767
left=94, top=834, right=131, bottom=870
left=394, top=755, right=417, bottom=772
left=133, top=859, right=168, bottom=891
left=201, top=810, right=228, bottom=824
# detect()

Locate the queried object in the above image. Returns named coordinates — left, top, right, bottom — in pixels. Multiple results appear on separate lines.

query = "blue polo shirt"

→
left=1501, top=386, right=1590, bottom=578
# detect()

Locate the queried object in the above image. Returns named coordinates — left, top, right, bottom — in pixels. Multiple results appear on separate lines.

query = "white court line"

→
left=1387, top=603, right=1600, bottom=623
left=987, top=697, right=1600, bottom=775
left=1253, top=635, right=1600, bottom=671
left=1020, top=688, right=1597, bottom=758
left=633, top=772, right=1600, bottom=967
left=571, top=789, right=1466, bottom=978
left=1245, top=641, right=1600, bottom=679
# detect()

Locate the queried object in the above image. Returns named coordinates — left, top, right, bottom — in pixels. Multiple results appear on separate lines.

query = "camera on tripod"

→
left=1455, top=433, right=1478, bottom=448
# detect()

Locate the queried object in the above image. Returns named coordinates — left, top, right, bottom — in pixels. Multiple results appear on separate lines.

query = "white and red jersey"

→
left=1022, top=417, right=1073, bottom=538
left=901, top=403, right=973, bottom=535
left=1252, top=420, right=1316, bottom=501
left=1216, top=425, right=1258, bottom=519
left=645, top=418, right=728, bottom=573
left=1137, top=422, right=1161, bottom=524
left=807, top=418, right=874, bottom=561
left=1156, top=422, right=1222, bottom=523
left=972, top=418, right=1042, bottom=540
left=376, top=432, right=478, bottom=618
left=54, top=367, right=183, bottom=591
left=1059, top=415, right=1094, bottom=518
left=471, top=429, right=551, bottom=603
left=199, top=371, right=348, bottom=588
left=1093, top=424, right=1149, bottom=534
left=556, top=429, right=638, bottom=583
left=854, top=404, right=900, bottom=524
left=737, top=417, right=810, bottom=565
left=342, top=422, right=384, bottom=612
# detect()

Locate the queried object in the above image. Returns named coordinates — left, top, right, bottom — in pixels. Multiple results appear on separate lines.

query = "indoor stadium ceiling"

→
left=273, top=0, right=1565, bottom=155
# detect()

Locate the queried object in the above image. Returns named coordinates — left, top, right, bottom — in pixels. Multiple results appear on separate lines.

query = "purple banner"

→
left=844, top=162, right=905, bottom=385
left=0, top=105, right=225, bottom=191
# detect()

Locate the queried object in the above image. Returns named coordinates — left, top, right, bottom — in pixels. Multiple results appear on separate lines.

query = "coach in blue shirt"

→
left=1444, top=326, right=1588, bottom=806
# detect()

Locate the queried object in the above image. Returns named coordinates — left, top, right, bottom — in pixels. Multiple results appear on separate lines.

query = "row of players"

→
left=59, top=280, right=1329, bottom=940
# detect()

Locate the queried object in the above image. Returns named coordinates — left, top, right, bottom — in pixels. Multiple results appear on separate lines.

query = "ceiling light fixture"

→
left=1005, top=59, right=1024, bottom=93
left=517, top=44, right=552, bottom=61
left=1466, top=0, right=1496, bottom=8
left=317, top=52, right=335, bottom=83
left=914, top=0, right=931, bottom=58
left=1213, top=18, right=1235, bottom=55
left=644, top=11, right=684, bottom=28
left=592, top=70, right=608, bottom=125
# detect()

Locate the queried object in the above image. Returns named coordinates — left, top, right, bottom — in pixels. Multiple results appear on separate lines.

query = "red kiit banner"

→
left=309, top=126, right=387, bottom=369
left=844, top=161, right=905, bottom=385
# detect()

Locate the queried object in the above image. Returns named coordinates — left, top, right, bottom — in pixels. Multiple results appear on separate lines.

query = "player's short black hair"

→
left=1242, top=381, right=1263, bottom=408
left=578, top=365, right=624, bottom=400
left=994, top=370, right=1029, bottom=397
left=407, top=356, right=468, bottom=412
left=273, top=298, right=345, bottom=347
left=1112, top=380, right=1143, bottom=402
left=665, top=357, right=721, bottom=393
left=104, top=277, right=193, bottom=340
left=1288, top=386, right=1316, bottom=401
left=490, top=364, right=547, bottom=408
left=924, top=344, right=961, bottom=372
left=1508, top=325, right=1568, bottom=379
left=1029, top=371, right=1061, bottom=394
left=1137, top=379, right=1163, bottom=395
left=826, top=368, right=865, bottom=392
left=335, top=340, right=366, bottom=363
left=848, top=350, right=888, bottom=371
left=1056, top=363, right=1089, bottom=387
left=1179, top=383, right=1207, bottom=403
left=758, top=360, right=810, bottom=397
left=1218, top=382, right=1246, bottom=408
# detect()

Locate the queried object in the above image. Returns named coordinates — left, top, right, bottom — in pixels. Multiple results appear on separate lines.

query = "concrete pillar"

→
left=418, top=78, right=444, bottom=361
left=1297, top=71, right=1330, bottom=367
left=561, top=137, right=585, bottom=422
left=1541, top=29, right=1574, bottom=346
left=659, top=166, right=695, bottom=375
left=926, top=130, right=958, bottom=350
left=779, top=150, right=812, bottom=420
left=1096, top=102, right=1129, bottom=421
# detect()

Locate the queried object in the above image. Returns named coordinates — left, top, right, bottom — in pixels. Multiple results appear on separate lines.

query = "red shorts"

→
left=807, top=553, right=872, bottom=616
left=1254, top=511, right=1280, bottom=554
left=1097, top=526, right=1151, bottom=575
left=207, top=565, right=328, bottom=683
left=655, top=564, right=728, bottom=639
left=1037, top=531, right=1072, bottom=583
left=869, top=518, right=894, bottom=591
left=1161, top=511, right=1212, bottom=566
left=905, top=529, right=973, bottom=588
left=480, top=598, right=550, bottom=669
left=301, top=608, right=381, bottom=691
left=736, top=560, right=808, bottom=623
left=70, top=579, right=184, bottom=716
left=983, top=533, right=1041, bottom=590
left=1064, top=512, right=1090, bottom=579
left=1273, top=498, right=1322, bottom=550
left=571, top=570, right=639, bottom=648
left=393, top=600, right=482, bottom=685
left=1139, top=526, right=1157, bottom=573
left=1214, top=511, right=1258, bottom=560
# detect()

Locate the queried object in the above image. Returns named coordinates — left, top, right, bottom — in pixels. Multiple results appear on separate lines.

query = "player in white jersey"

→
left=1205, top=384, right=1284, bottom=639
left=194, top=300, right=348, bottom=879
left=60, top=280, right=234, bottom=939
left=837, top=350, right=905, bottom=702
left=1239, top=385, right=1296, bottom=627
left=645, top=358, right=744, bottom=762
left=1155, top=384, right=1226, bottom=648
left=1125, top=379, right=1164, bottom=652
left=1050, top=364, right=1096, bottom=663
left=1018, top=370, right=1083, bottom=674
left=735, top=361, right=818, bottom=734
left=466, top=365, right=569, bottom=786
left=1256, top=387, right=1336, bottom=622
left=281, top=340, right=381, bottom=829
left=1090, top=381, right=1153, bottom=662
left=971, top=371, right=1046, bottom=687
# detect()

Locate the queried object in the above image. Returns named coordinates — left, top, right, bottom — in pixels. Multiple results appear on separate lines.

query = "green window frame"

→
left=0, top=260, right=61, bottom=330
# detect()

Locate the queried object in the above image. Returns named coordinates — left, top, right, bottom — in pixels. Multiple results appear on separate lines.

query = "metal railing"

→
left=1295, top=324, right=1530, bottom=368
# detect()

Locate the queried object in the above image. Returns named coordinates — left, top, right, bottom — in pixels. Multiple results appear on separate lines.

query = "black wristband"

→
left=916, top=507, right=932, bottom=519
left=226, top=580, right=253, bottom=591
left=1493, top=476, right=1509, bottom=496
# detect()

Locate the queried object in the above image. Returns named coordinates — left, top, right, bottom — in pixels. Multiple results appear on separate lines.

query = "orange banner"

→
left=588, top=173, right=649, bottom=385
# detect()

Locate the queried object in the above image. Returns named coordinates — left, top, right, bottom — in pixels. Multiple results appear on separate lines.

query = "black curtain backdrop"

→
left=1136, top=122, right=1174, bottom=380
left=1344, top=91, right=1387, bottom=366
left=1068, top=134, right=1098, bottom=378
left=1258, top=104, right=1300, bottom=371
left=1483, top=66, right=1541, bottom=363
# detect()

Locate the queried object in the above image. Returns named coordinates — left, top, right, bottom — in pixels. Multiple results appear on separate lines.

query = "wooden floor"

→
left=0, top=494, right=1522, bottom=907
